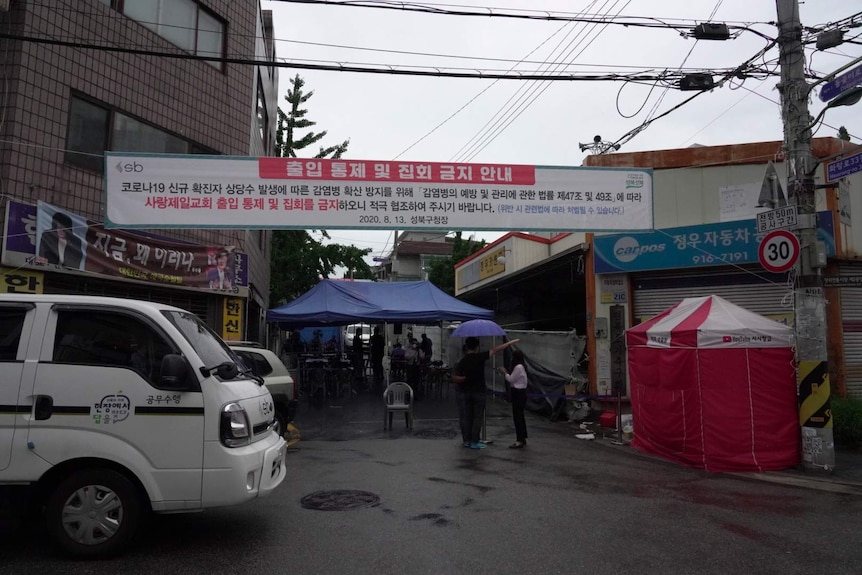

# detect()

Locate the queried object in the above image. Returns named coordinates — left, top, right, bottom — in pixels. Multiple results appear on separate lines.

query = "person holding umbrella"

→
left=452, top=336, right=520, bottom=449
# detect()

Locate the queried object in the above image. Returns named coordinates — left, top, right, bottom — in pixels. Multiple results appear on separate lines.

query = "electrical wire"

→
left=0, top=30, right=750, bottom=82
left=46, top=1, right=780, bottom=67
left=455, top=0, right=633, bottom=163
left=390, top=19, right=574, bottom=160
left=268, top=0, right=774, bottom=35
left=449, top=0, right=609, bottom=163
left=605, top=37, right=780, bottom=151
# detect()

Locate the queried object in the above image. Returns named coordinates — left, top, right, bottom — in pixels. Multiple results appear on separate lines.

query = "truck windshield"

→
left=163, top=310, right=236, bottom=372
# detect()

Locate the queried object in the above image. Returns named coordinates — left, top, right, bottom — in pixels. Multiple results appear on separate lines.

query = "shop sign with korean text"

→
left=593, top=211, right=835, bottom=274
left=105, top=153, right=654, bottom=232
left=222, top=297, right=244, bottom=341
left=0, top=266, right=43, bottom=294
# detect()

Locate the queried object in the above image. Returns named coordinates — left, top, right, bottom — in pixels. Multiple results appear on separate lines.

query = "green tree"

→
left=426, top=232, right=486, bottom=296
left=270, top=231, right=373, bottom=304
left=838, top=126, right=851, bottom=142
left=269, top=74, right=372, bottom=305
left=275, top=74, right=349, bottom=159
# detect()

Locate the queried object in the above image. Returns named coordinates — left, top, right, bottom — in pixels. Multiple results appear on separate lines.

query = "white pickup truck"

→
left=0, top=294, right=286, bottom=558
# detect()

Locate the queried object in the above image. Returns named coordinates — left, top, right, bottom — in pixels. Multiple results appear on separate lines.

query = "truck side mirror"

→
left=160, top=354, right=193, bottom=391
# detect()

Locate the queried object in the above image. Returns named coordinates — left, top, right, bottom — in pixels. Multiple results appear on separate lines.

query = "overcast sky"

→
left=260, top=0, right=861, bottom=265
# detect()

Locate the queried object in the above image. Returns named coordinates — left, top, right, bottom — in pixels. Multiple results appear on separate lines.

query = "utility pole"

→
left=775, top=0, right=834, bottom=470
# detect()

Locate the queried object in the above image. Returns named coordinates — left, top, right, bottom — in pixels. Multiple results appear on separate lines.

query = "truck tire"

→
left=46, top=468, right=144, bottom=558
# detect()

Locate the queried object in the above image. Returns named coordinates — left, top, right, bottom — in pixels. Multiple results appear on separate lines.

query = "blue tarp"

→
left=266, top=279, right=494, bottom=326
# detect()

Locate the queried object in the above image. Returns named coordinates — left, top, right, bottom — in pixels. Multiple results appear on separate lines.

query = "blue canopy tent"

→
left=266, top=279, right=494, bottom=326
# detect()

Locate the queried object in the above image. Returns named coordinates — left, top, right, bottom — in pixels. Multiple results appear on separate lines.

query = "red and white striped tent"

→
left=625, top=295, right=799, bottom=472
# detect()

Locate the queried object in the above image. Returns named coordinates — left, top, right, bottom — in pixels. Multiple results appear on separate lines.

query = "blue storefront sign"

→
left=594, top=211, right=835, bottom=274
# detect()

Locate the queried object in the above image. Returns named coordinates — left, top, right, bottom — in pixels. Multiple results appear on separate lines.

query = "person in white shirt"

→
left=498, top=349, right=528, bottom=449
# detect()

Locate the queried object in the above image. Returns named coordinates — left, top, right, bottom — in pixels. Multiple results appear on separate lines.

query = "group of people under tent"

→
left=299, top=322, right=532, bottom=451
left=350, top=326, right=434, bottom=393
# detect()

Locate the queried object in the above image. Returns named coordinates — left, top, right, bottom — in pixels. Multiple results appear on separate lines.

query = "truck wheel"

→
left=272, top=409, right=287, bottom=438
left=46, top=468, right=143, bottom=558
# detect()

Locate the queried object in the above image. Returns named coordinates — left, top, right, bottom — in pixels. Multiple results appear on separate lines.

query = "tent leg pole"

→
left=610, top=386, right=624, bottom=445
left=482, top=335, right=495, bottom=444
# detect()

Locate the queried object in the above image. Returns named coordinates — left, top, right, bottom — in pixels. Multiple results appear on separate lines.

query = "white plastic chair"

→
left=383, top=382, right=413, bottom=430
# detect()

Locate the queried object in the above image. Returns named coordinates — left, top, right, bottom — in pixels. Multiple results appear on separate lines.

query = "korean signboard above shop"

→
left=593, top=212, right=835, bottom=274
left=105, top=153, right=654, bottom=232
left=2, top=200, right=248, bottom=296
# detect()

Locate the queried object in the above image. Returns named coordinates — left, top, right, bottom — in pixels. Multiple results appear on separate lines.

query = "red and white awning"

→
left=626, top=295, right=794, bottom=349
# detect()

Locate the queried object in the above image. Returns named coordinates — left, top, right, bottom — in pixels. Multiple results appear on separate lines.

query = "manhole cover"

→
left=413, top=428, right=458, bottom=439
left=300, top=490, right=380, bottom=511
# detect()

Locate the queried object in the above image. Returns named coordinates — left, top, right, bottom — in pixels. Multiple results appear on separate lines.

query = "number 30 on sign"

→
left=758, top=230, right=800, bottom=273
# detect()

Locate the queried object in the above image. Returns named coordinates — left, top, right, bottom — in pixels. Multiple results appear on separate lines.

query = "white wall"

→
left=842, top=170, right=862, bottom=257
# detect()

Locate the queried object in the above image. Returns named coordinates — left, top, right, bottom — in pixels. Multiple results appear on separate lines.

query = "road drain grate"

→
left=413, top=428, right=458, bottom=440
left=300, top=490, right=380, bottom=511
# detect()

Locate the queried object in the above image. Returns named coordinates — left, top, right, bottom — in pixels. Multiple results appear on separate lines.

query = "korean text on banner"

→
left=105, top=153, right=654, bottom=232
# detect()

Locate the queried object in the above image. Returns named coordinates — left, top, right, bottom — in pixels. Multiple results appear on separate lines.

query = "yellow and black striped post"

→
left=798, top=360, right=832, bottom=428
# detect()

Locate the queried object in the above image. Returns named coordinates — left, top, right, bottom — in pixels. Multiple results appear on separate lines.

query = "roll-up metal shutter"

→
left=632, top=267, right=792, bottom=324
left=44, top=273, right=214, bottom=326
left=840, top=264, right=862, bottom=399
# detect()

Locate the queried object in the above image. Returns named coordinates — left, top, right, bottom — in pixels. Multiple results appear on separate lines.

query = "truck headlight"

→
left=220, top=402, right=251, bottom=447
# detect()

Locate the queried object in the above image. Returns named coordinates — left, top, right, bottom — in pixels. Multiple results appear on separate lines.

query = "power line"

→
left=47, top=3, right=774, bottom=70
left=456, top=0, right=635, bottom=163
left=270, top=0, right=774, bottom=35
left=449, top=0, right=609, bottom=163
left=2, top=31, right=771, bottom=82
left=391, top=16, right=579, bottom=161
left=272, top=38, right=724, bottom=71
left=604, top=36, right=780, bottom=151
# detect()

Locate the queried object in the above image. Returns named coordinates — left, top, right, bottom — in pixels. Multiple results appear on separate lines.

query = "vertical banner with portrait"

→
left=206, top=247, right=237, bottom=291
left=35, top=202, right=88, bottom=270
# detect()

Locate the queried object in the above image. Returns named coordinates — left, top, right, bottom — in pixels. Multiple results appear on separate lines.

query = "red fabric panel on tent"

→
left=698, top=348, right=798, bottom=471
left=630, top=346, right=799, bottom=472
left=746, top=348, right=799, bottom=469
left=630, top=347, right=706, bottom=467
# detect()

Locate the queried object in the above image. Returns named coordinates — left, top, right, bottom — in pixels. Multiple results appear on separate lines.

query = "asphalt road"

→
left=3, top=396, right=861, bottom=574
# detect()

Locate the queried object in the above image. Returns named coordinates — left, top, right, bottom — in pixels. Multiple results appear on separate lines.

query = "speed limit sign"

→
left=758, top=230, right=800, bottom=273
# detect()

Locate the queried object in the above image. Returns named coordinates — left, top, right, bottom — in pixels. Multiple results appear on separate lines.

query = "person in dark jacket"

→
left=370, top=326, right=385, bottom=390
left=452, top=336, right=520, bottom=449
left=419, top=333, right=433, bottom=363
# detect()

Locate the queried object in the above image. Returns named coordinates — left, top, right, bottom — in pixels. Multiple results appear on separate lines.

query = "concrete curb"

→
left=578, top=425, right=862, bottom=496
left=728, top=471, right=862, bottom=495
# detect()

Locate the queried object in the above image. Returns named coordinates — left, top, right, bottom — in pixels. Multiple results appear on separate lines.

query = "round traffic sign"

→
left=758, top=230, right=800, bottom=273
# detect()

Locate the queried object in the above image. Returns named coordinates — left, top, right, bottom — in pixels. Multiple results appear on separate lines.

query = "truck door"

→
left=0, top=304, right=33, bottom=471
left=29, top=306, right=205, bottom=504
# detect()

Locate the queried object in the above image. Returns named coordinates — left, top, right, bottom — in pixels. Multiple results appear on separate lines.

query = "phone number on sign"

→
left=692, top=252, right=749, bottom=264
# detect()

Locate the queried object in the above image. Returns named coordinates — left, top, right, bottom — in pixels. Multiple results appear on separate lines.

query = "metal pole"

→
left=609, top=386, right=624, bottom=445
left=776, top=0, right=834, bottom=470
left=481, top=335, right=495, bottom=444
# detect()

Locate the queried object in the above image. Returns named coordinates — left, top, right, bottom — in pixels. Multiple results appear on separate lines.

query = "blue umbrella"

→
left=450, top=319, right=506, bottom=338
